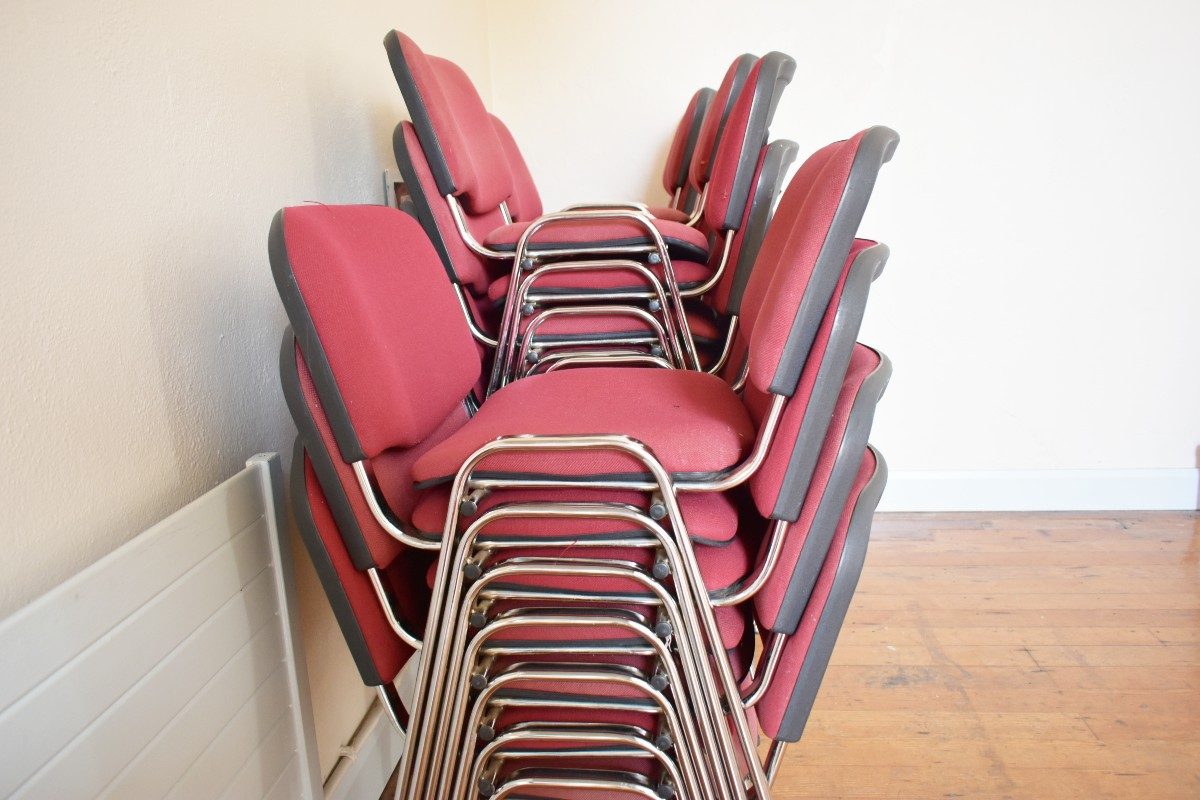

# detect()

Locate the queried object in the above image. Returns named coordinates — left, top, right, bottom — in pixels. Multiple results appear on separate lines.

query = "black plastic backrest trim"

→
left=720, top=52, right=796, bottom=231
left=269, top=210, right=365, bottom=463
left=672, top=87, right=715, bottom=191
left=769, top=126, right=899, bottom=396
left=769, top=244, right=889, bottom=522
left=279, top=330, right=377, bottom=571
left=392, top=122, right=462, bottom=285
left=725, top=139, right=799, bottom=315
left=288, top=438, right=386, bottom=687
left=704, top=54, right=757, bottom=184
left=384, top=31, right=457, bottom=197
left=774, top=446, right=888, bottom=742
left=769, top=348, right=892, bottom=635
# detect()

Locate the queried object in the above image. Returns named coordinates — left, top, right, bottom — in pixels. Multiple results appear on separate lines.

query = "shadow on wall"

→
left=302, top=44, right=396, bottom=202
left=142, top=212, right=291, bottom=502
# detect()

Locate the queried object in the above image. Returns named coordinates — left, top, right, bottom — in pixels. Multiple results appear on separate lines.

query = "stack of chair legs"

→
left=271, top=30, right=900, bottom=800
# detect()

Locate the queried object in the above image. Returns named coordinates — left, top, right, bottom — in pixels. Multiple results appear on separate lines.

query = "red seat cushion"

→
left=646, top=204, right=690, bottom=223
left=420, top=532, right=752, bottom=594
left=482, top=217, right=710, bottom=263
left=411, top=367, right=755, bottom=485
left=411, top=485, right=740, bottom=544
left=486, top=259, right=712, bottom=302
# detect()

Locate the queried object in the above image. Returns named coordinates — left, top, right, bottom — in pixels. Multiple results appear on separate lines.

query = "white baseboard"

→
left=878, top=468, right=1200, bottom=512
left=324, top=699, right=404, bottom=800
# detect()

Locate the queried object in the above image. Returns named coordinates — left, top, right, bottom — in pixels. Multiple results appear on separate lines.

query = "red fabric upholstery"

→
left=707, top=144, right=768, bottom=315
left=756, top=448, right=876, bottom=741
left=688, top=54, right=754, bottom=193
left=390, top=32, right=514, bottom=215
left=645, top=204, right=690, bottom=223
left=281, top=204, right=480, bottom=455
left=748, top=246, right=874, bottom=516
left=482, top=217, right=710, bottom=263
left=411, top=485, right=740, bottom=544
left=301, top=457, right=411, bottom=684
left=738, top=131, right=874, bottom=394
left=702, top=59, right=762, bottom=233
left=421, top=550, right=750, bottom=646
left=397, top=121, right=507, bottom=294
left=662, top=88, right=709, bottom=195
left=753, top=346, right=880, bottom=625
left=486, top=259, right=712, bottom=302
left=490, top=114, right=543, bottom=221
left=293, top=346, right=402, bottom=569
left=371, top=401, right=472, bottom=524
left=412, top=367, right=755, bottom=484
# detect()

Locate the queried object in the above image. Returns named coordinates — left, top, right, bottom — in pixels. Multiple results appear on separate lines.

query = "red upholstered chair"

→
left=651, top=87, right=716, bottom=221
left=270, top=123, right=898, bottom=800
left=756, top=446, right=888, bottom=780
left=287, top=440, right=415, bottom=725
left=385, top=32, right=791, bottom=383
left=484, top=53, right=798, bottom=389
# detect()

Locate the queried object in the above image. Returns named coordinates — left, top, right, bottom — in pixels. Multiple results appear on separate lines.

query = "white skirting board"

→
left=0, top=453, right=323, bottom=800
left=878, top=468, right=1200, bottom=512
left=324, top=699, right=405, bottom=800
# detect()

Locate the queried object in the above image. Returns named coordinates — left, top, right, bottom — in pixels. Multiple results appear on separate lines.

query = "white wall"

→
left=0, top=0, right=491, bottom=778
left=484, top=0, right=1200, bottom=509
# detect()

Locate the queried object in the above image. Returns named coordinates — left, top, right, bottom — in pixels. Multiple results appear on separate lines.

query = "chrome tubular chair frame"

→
left=455, top=666, right=705, bottom=800
left=489, top=209, right=702, bottom=393
left=469, top=729, right=684, bottom=799
left=441, top=555, right=739, bottom=799
left=422, top=507, right=740, bottom=800
left=399, top=435, right=781, bottom=800
left=516, top=305, right=678, bottom=374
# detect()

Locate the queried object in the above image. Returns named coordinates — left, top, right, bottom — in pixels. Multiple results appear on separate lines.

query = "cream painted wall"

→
left=483, top=0, right=1200, bottom=505
left=0, top=0, right=491, bottom=779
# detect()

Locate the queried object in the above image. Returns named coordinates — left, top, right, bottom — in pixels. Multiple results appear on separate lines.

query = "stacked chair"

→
left=273, top=30, right=900, bottom=799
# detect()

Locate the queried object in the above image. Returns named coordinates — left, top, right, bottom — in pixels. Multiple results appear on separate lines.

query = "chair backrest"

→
left=288, top=440, right=413, bottom=687
left=756, top=445, right=888, bottom=743
left=491, top=114, right=543, bottom=221
left=688, top=54, right=757, bottom=193
left=754, top=343, right=891, bottom=632
left=707, top=139, right=798, bottom=317
left=737, top=126, right=899, bottom=397
left=269, top=204, right=480, bottom=462
left=384, top=31, right=514, bottom=216
left=662, top=87, right=715, bottom=202
left=392, top=120, right=504, bottom=294
left=747, top=241, right=887, bottom=520
left=703, top=52, right=796, bottom=235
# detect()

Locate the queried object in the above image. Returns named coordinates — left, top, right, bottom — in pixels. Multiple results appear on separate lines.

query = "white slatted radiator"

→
left=0, top=454, right=324, bottom=800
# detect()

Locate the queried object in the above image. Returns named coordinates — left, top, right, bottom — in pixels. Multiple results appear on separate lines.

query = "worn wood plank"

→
left=772, top=511, right=1200, bottom=799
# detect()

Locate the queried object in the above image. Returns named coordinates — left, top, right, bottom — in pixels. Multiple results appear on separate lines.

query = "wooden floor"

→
left=770, top=511, right=1200, bottom=799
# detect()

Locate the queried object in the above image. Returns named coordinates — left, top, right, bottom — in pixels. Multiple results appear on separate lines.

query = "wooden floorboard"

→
left=770, top=510, right=1200, bottom=800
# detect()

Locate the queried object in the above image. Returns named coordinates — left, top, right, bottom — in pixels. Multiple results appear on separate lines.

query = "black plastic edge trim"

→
left=279, top=330, right=378, bottom=571
left=392, top=122, right=462, bottom=285
left=768, top=244, right=889, bottom=521
left=774, top=446, right=888, bottom=742
left=705, top=54, right=758, bottom=183
left=725, top=139, right=799, bottom=315
left=383, top=31, right=456, bottom=197
left=769, top=126, right=900, bottom=396
left=488, top=235, right=709, bottom=263
left=769, top=347, right=892, bottom=635
left=673, top=87, right=715, bottom=191
left=721, top=52, right=796, bottom=231
left=269, top=209, right=366, bottom=463
left=288, top=438, right=386, bottom=687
